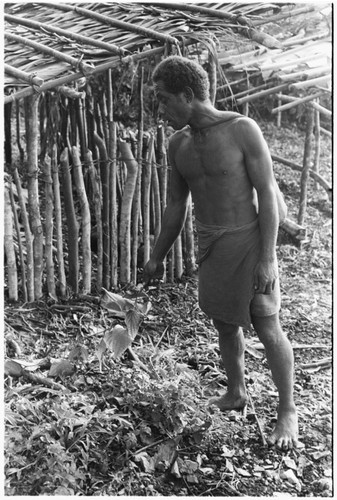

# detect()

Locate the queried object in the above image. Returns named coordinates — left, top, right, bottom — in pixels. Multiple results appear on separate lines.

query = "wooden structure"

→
left=4, top=2, right=332, bottom=302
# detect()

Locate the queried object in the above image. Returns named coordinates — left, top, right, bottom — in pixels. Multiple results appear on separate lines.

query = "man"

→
left=143, top=55, right=298, bottom=450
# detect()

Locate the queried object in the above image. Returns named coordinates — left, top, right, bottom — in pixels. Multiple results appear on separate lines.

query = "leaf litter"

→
left=4, top=124, right=332, bottom=496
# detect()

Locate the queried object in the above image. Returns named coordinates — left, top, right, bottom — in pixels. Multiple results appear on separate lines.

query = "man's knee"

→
left=213, top=319, right=240, bottom=336
left=252, top=313, right=286, bottom=345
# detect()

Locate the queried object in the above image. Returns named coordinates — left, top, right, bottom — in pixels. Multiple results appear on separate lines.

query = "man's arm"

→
left=143, top=137, right=190, bottom=284
left=238, top=118, right=279, bottom=294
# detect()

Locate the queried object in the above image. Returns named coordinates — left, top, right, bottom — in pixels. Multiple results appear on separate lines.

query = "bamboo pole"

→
left=12, top=166, right=34, bottom=302
left=50, top=3, right=179, bottom=45
left=4, top=13, right=127, bottom=56
left=94, top=132, right=110, bottom=289
left=9, top=182, right=27, bottom=302
left=4, top=62, right=44, bottom=87
left=274, top=93, right=332, bottom=118
left=298, top=107, right=315, bottom=226
left=271, top=91, right=326, bottom=114
left=236, top=83, right=289, bottom=105
left=24, top=95, right=43, bottom=300
left=5, top=34, right=93, bottom=75
left=119, top=139, right=139, bottom=284
left=51, top=144, right=66, bottom=298
left=290, top=75, right=331, bottom=90
left=86, top=149, right=103, bottom=290
left=43, top=155, right=57, bottom=298
left=60, top=148, right=79, bottom=293
left=72, top=146, right=92, bottom=294
left=4, top=185, right=18, bottom=301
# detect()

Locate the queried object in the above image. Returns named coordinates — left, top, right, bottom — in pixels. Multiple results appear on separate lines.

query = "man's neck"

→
left=188, top=101, right=224, bottom=130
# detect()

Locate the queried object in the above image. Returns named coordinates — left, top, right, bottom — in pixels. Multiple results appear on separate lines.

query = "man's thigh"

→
left=250, top=277, right=281, bottom=317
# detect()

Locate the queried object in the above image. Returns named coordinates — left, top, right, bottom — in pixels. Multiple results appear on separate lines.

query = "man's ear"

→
left=184, top=87, right=194, bottom=103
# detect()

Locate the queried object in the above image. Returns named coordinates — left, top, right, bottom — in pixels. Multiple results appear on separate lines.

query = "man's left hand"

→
left=253, top=259, right=278, bottom=294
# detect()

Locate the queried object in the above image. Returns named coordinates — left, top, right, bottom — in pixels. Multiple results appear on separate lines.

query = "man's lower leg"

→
left=209, top=321, right=247, bottom=410
left=252, top=314, right=298, bottom=448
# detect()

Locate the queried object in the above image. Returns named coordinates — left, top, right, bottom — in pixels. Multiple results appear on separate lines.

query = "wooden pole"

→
left=9, top=181, right=26, bottom=301
left=72, top=146, right=92, bottom=294
left=94, top=132, right=110, bottom=289
left=4, top=185, right=18, bottom=301
left=51, top=144, right=67, bottom=297
left=60, top=148, right=79, bottom=293
left=43, top=155, right=57, bottom=298
left=86, top=149, right=103, bottom=290
left=313, top=101, right=321, bottom=191
left=24, top=95, right=44, bottom=300
left=132, top=66, right=145, bottom=283
left=298, top=106, right=315, bottom=226
left=12, top=166, right=34, bottom=301
left=119, top=140, right=138, bottom=284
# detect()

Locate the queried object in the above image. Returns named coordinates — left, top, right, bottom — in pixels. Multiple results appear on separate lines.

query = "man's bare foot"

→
left=268, top=407, right=298, bottom=450
left=208, top=392, right=247, bottom=411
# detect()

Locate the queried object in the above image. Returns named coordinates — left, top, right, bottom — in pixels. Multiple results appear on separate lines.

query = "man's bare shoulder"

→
left=168, top=126, right=190, bottom=152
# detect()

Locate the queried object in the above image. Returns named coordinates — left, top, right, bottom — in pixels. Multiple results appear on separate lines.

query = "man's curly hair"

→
left=152, top=56, right=210, bottom=101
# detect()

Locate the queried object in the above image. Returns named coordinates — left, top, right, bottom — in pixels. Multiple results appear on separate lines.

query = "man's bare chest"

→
left=175, top=130, right=243, bottom=180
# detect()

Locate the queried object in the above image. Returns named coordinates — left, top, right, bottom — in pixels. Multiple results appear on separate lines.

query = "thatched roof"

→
left=4, top=2, right=332, bottom=106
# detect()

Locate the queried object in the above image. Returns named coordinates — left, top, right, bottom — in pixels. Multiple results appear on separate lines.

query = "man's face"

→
left=154, top=80, right=191, bottom=130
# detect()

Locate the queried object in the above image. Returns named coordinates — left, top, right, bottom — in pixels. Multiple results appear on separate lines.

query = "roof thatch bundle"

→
left=4, top=2, right=331, bottom=105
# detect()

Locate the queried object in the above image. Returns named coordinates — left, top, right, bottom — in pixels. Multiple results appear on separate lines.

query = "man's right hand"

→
left=143, top=259, right=165, bottom=286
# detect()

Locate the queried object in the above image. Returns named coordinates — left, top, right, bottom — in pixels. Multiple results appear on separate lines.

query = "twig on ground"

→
left=247, top=390, right=268, bottom=447
left=299, top=357, right=332, bottom=370
left=127, top=346, right=150, bottom=373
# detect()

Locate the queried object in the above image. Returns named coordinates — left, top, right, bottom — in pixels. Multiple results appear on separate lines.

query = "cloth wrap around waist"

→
left=196, top=217, right=260, bottom=329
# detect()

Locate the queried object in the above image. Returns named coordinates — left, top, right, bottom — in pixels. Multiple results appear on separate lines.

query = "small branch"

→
left=247, top=391, right=268, bottom=447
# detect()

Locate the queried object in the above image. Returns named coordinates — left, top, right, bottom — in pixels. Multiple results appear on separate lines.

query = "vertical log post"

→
left=4, top=185, right=18, bottom=301
left=24, top=95, right=44, bottom=300
left=119, top=139, right=138, bottom=284
left=9, top=181, right=26, bottom=301
left=313, top=102, right=321, bottom=191
left=12, top=166, right=34, bottom=301
left=94, top=132, right=110, bottom=289
left=298, top=106, right=315, bottom=226
left=60, top=148, right=79, bottom=293
left=72, top=146, right=92, bottom=294
left=43, top=155, right=57, bottom=298
left=51, top=144, right=67, bottom=297
left=142, top=135, right=154, bottom=267
left=132, top=66, right=145, bottom=283
left=277, top=92, right=282, bottom=128
left=86, top=149, right=103, bottom=289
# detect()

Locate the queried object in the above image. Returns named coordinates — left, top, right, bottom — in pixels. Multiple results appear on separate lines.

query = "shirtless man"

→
left=143, top=55, right=298, bottom=450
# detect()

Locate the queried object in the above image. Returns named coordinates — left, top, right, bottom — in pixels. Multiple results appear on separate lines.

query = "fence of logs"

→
left=4, top=61, right=332, bottom=303
left=4, top=68, right=197, bottom=302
